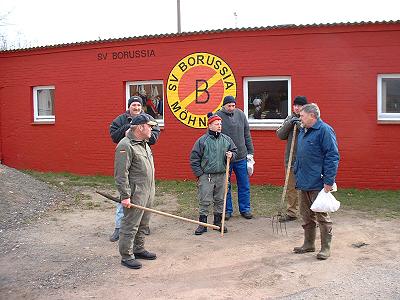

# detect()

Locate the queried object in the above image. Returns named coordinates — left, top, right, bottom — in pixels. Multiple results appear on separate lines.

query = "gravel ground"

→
left=0, top=164, right=71, bottom=232
left=281, top=264, right=400, bottom=299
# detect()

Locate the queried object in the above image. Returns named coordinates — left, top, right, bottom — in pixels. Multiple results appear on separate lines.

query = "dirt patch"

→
left=0, top=164, right=399, bottom=299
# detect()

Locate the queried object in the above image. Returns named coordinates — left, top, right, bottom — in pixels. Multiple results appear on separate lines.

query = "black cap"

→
left=293, top=96, right=308, bottom=106
left=128, top=96, right=143, bottom=107
left=223, top=95, right=236, bottom=106
left=130, top=114, right=157, bottom=126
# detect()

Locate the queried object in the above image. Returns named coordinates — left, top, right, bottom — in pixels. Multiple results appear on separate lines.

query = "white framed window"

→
left=33, top=85, right=55, bottom=123
left=126, top=80, right=164, bottom=126
left=244, top=76, right=291, bottom=129
left=377, top=74, right=400, bottom=123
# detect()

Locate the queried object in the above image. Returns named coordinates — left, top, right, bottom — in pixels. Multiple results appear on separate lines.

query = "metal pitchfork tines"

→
left=272, top=207, right=287, bottom=235
left=272, top=125, right=298, bottom=235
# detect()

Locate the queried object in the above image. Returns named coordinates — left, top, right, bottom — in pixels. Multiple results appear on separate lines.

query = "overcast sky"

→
left=0, top=0, right=399, bottom=48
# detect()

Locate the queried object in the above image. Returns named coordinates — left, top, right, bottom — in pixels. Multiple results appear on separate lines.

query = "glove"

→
left=121, top=198, right=131, bottom=208
left=290, top=117, right=301, bottom=125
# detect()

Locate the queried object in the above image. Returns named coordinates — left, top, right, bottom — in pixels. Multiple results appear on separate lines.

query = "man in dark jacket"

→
left=276, top=96, right=308, bottom=222
left=190, top=112, right=237, bottom=235
left=216, top=96, right=254, bottom=220
left=293, top=103, right=340, bottom=260
left=108, top=95, right=160, bottom=242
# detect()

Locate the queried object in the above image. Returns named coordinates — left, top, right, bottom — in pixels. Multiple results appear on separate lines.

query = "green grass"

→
left=335, top=189, right=400, bottom=218
left=23, top=170, right=400, bottom=218
left=22, top=170, right=114, bottom=189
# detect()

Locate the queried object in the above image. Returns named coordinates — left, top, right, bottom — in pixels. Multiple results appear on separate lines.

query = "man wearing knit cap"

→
left=216, top=96, right=255, bottom=220
left=190, top=112, right=237, bottom=235
left=276, top=95, right=308, bottom=222
left=108, top=95, right=160, bottom=242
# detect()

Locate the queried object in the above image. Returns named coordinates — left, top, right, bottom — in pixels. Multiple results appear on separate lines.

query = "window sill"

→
left=377, top=119, right=400, bottom=124
left=249, top=123, right=281, bottom=130
left=31, top=121, right=55, bottom=125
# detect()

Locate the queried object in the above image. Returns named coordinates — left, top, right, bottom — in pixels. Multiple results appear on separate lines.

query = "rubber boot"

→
left=195, top=215, right=208, bottom=235
left=317, top=224, right=332, bottom=260
left=293, top=225, right=316, bottom=253
left=213, top=213, right=227, bottom=233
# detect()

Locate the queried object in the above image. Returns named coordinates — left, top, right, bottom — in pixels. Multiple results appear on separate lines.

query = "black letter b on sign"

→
left=195, top=80, right=209, bottom=104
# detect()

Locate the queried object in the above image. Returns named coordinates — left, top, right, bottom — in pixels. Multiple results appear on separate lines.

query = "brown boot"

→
left=317, top=224, right=332, bottom=260
left=293, top=225, right=316, bottom=253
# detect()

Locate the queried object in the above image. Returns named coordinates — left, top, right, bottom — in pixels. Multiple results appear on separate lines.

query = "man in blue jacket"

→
left=293, top=103, right=340, bottom=260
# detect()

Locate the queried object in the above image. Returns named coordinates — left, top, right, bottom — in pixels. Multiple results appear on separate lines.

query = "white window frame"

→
left=377, top=74, right=400, bottom=123
left=126, top=80, right=164, bottom=127
left=243, top=76, right=291, bottom=130
left=33, top=85, right=55, bottom=123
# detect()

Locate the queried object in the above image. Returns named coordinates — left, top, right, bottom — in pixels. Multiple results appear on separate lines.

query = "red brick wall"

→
left=0, top=23, right=399, bottom=189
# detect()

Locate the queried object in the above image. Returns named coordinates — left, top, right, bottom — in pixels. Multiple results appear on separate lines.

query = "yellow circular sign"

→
left=167, top=52, right=237, bottom=128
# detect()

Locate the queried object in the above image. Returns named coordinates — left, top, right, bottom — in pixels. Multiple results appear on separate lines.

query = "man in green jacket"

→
left=109, top=95, right=160, bottom=241
left=190, top=112, right=237, bottom=235
left=115, top=114, right=157, bottom=269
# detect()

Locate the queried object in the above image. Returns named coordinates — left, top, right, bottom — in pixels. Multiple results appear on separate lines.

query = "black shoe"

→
left=213, top=213, right=228, bottom=233
left=195, top=215, right=208, bottom=235
left=195, top=225, right=207, bottom=235
left=279, top=215, right=297, bottom=222
left=224, top=213, right=232, bottom=220
left=240, top=212, right=253, bottom=219
left=121, top=259, right=142, bottom=269
left=109, top=228, right=120, bottom=242
left=134, top=250, right=157, bottom=260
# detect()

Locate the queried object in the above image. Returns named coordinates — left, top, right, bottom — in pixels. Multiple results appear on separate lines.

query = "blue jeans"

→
left=226, top=158, right=251, bottom=214
left=115, top=203, right=124, bottom=229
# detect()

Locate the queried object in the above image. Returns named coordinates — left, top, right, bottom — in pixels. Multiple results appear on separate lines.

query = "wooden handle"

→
left=280, top=125, right=297, bottom=211
left=96, top=191, right=220, bottom=230
left=221, top=156, right=231, bottom=237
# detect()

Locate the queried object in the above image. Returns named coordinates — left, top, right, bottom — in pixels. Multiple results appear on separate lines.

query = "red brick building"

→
left=0, top=21, right=399, bottom=189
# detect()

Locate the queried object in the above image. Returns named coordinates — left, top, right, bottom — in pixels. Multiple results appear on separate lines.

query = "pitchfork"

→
left=272, top=125, right=297, bottom=235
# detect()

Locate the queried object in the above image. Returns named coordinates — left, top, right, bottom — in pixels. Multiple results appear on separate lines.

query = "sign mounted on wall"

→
left=167, top=52, right=237, bottom=128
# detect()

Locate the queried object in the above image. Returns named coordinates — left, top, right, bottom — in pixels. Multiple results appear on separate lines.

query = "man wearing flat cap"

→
left=276, top=96, right=308, bottom=222
left=108, top=95, right=160, bottom=242
left=115, top=114, right=158, bottom=269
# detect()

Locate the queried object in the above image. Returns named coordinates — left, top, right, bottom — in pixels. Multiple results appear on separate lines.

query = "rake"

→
left=272, top=125, right=297, bottom=235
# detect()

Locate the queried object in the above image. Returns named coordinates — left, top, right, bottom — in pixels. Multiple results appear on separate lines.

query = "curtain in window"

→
left=37, top=90, right=54, bottom=116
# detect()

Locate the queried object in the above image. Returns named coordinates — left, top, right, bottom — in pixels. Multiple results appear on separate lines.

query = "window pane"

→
left=382, top=78, right=400, bottom=113
left=129, top=83, right=164, bottom=120
left=247, top=80, right=288, bottom=120
left=37, top=89, right=54, bottom=116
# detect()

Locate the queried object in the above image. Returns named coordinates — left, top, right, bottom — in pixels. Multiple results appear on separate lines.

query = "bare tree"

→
left=0, top=11, right=33, bottom=50
left=0, top=12, right=10, bottom=50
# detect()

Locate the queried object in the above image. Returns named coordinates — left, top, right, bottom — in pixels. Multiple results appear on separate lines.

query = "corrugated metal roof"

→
left=1, top=19, right=399, bottom=53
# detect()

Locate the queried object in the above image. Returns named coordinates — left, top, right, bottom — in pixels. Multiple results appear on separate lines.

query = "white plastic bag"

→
left=247, top=154, right=255, bottom=176
left=311, top=188, right=340, bottom=213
